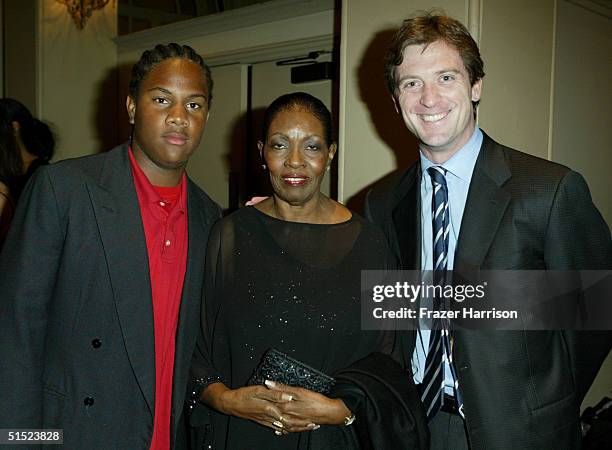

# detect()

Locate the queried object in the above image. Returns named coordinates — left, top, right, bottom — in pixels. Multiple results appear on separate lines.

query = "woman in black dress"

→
left=189, top=93, right=427, bottom=449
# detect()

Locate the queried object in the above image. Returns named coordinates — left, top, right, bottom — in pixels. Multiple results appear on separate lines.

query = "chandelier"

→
left=56, top=0, right=111, bottom=30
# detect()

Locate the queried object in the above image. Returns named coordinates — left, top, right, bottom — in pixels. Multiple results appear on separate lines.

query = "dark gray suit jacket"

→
left=0, top=144, right=221, bottom=449
left=366, top=132, right=612, bottom=450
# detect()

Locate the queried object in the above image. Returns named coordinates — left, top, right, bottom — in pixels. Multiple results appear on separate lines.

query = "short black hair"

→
left=261, top=92, right=334, bottom=146
left=128, top=43, right=213, bottom=106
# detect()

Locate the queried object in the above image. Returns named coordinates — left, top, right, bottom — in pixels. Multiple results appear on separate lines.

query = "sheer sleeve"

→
left=187, top=220, right=227, bottom=414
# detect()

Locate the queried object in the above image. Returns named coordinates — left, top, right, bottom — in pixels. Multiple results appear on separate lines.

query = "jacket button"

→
left=91, top=338, right=102, bottom=348
left=84, top=397, right=94, bottom=406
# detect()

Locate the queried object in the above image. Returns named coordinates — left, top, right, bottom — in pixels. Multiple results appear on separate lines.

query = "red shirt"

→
left=129, top=149, right=189, bottom=450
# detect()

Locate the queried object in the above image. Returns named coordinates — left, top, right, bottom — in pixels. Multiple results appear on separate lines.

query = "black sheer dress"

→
left=190, top=206, right=402, bottom=450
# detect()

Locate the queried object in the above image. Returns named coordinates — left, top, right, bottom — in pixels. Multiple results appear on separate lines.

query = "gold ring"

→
left=273, top=420, right=284, bottom=428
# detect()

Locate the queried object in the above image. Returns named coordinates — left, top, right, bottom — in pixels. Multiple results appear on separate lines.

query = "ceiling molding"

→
left=204, top=34, right=334, bottom=67
left=564, top=0, right=612, bottom=18
left=119, top=4, right=193, bottom=25
left=115, top=0, right=334, bottom=54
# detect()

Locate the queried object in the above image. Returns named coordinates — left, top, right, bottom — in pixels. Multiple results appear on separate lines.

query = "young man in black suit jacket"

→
left=0, top=44, right=221, bottom=449
left=365, top=13, right=612, bottom=450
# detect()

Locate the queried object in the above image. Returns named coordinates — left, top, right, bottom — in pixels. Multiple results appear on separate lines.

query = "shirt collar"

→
left=128, top=146, right=187, bottom=212
left=419, top=127, right=483, bottom=182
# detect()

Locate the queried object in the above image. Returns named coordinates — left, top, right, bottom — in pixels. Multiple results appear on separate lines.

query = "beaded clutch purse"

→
left=248, top=348, right=335, bottom=394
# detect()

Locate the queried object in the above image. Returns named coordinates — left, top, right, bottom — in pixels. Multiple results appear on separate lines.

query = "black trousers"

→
left=429, top=411, right=470, bottom=450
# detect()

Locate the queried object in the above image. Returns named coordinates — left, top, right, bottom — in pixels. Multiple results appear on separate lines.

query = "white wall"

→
left=552, top=0, right=612, bottom=409
left=38, top=0, right=118, bottom=161
left=478, top=0, right=555, bottom=160
left=188, top=64, right=247, bottom=209
left=551, top=0, right=611, bottom=228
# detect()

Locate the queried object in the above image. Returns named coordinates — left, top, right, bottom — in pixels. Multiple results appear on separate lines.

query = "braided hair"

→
left=128, top=43, right=213, bottom=106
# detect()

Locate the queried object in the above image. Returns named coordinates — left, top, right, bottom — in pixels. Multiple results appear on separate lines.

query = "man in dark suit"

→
left=365, top=13, right=612, bottom=449
left=0, top=43, right=221, bottom=449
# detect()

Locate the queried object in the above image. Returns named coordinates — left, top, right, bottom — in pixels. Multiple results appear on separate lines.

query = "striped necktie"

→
left=421, top=166, right=450, bottom=419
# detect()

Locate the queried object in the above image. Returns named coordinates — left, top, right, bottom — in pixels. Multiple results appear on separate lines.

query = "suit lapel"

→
left=86, top=144, right=155, bottom=415
left=392, top=164, right=421, bottom=270
left=455, top=134, right=511, bottom=270
left=171, top=181, right=215, bottom=437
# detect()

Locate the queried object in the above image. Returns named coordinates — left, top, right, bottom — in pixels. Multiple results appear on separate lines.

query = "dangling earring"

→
left=326, top=165, right=331, bottom=172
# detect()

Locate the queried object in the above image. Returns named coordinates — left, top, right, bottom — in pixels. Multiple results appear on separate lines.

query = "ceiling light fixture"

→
left=56, top=0, right=111, bottom=30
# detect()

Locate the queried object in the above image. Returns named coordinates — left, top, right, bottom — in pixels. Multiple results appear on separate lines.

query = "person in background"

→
left=365, top=12, right=612, bottom=449
left=0, top=171, right=14, bottom=245
left=0, top=43, right=221, bottom=449
left=0, top=98, right=55, bottom=245
left=189, top=92, right=429, bottom=450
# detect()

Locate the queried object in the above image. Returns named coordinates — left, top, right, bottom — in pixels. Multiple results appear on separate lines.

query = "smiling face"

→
left=258, top=107, right=336, bottom=207
left=126, top=57, right=210, bottom=185
left=393, top=40, right=482, bottom=163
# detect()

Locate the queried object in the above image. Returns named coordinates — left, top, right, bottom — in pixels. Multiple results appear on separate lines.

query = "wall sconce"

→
left=56, top=0, right=111, bottom=30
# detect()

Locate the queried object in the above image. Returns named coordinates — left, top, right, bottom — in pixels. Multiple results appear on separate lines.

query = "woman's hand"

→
left=265, top=380, right=352, bottom=432
left=202, top=382, right=318, bottom=434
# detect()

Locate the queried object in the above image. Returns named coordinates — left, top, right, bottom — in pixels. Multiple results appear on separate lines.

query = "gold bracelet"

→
left=343, top=412, right=356, bottom=426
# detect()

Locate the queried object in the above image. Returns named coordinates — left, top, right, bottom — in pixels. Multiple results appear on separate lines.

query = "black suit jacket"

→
left=366, top=132, right=612, bottom=449
left=0, top=144, right=221, bottom=449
